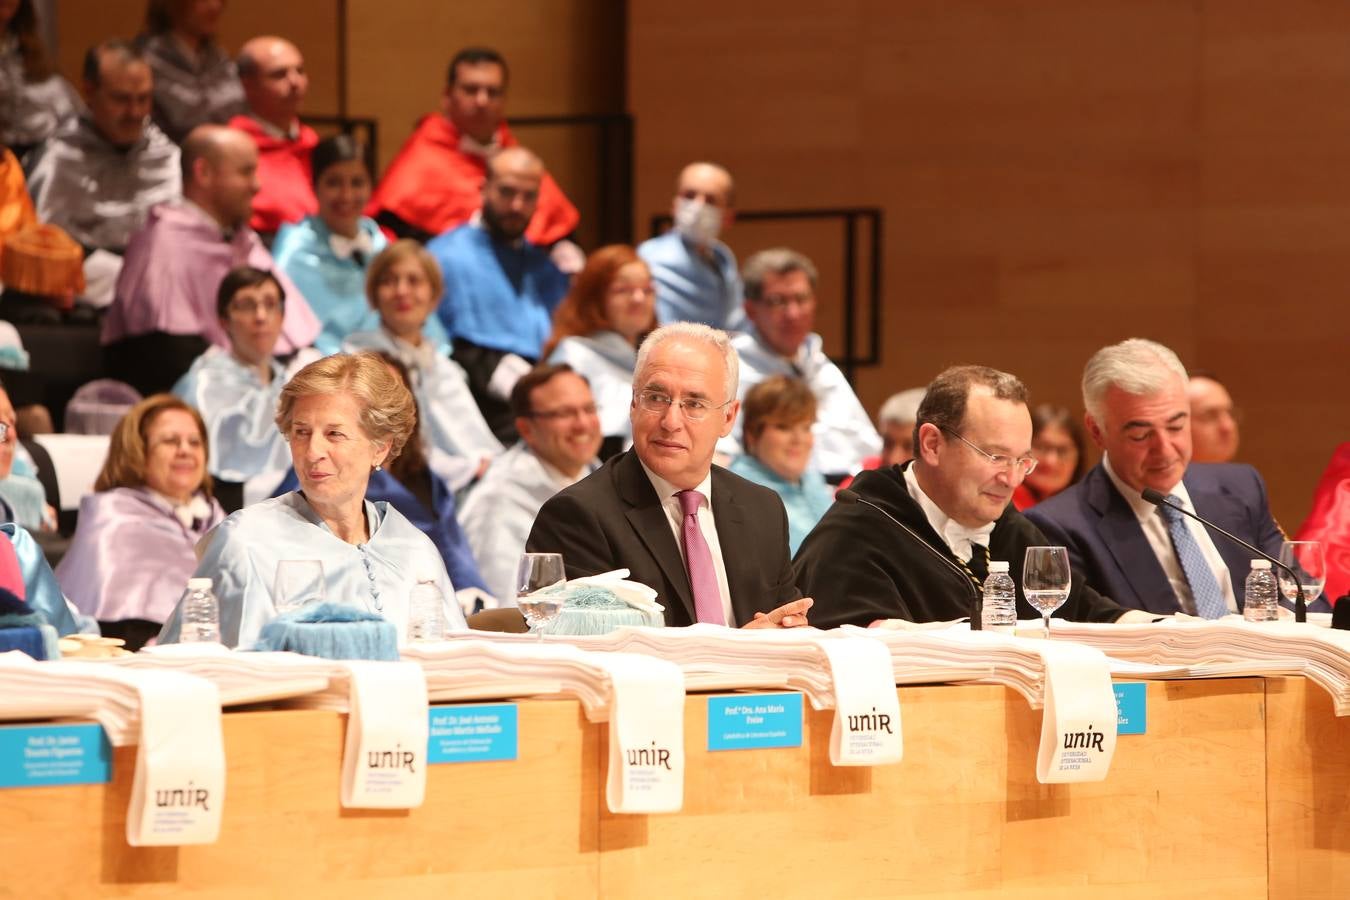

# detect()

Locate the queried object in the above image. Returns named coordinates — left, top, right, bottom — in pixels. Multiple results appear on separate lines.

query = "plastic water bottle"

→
left=1243, top=559, right=1279, bottom=623
left=179, top=577, right=220, bottom=643
left=981, top=561, right=1018, bottom=634
left=407, top=580, right=448, bottom=642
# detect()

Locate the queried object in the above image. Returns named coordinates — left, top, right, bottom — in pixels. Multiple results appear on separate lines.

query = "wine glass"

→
left=273, top=560, right=326, bottom=615
left=1278, top=541, right=1326, bottom=613
left=1023, top=546, right=1072, bottom=638
left=516, top=553, right=566, bottom=638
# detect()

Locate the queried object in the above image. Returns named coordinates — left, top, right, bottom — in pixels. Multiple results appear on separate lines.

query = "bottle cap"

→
left=1250, top=559, right=1271, bottom=570
left=187, top=577, right=213, bottom=589
left=988, top=561, right=1010, bottom=573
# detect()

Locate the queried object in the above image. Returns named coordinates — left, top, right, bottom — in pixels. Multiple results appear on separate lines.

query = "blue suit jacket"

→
left=1026, top=462, right=1300, bottom=615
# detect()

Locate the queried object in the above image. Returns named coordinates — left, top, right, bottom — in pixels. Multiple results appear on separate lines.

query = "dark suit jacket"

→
left=1026, top=462, right=1304, bottom=615
left=526, top=450, right=800, bottom=627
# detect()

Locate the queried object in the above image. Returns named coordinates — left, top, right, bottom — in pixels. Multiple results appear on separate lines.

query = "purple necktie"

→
left=678, top=490, right=725, bottom=625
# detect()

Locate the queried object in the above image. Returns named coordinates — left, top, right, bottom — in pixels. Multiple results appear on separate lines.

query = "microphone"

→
left=1140, top=488, right=1307, bottom=622
left=836, top=488, right=984, bottom=629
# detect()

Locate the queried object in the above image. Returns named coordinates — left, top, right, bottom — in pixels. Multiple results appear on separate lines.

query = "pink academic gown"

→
left=101, top=202, right=320, bottom=352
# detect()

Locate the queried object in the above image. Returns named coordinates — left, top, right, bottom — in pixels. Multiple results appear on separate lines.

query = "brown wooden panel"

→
left=630, top=0, right=1350, bottom=529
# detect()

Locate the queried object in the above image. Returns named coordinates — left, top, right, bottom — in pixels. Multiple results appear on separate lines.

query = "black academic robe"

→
left=794, top=463, right=1128, bottom=629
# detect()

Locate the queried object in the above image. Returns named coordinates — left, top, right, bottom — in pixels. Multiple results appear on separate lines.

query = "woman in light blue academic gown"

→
left=158, top=352, right=466, bottom=649
left=270, top=353, right=490, bottom=603
left=173, top=267, right=305, bottom=484
left=727, top=375, right=834, bottom=555
left=273, top=134, right=443, bottom=355
left=344, top=240, right=501, bottom=488
left=542, top=245, right=656, bottom=451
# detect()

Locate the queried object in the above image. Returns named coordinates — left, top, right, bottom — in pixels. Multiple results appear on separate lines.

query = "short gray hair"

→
left=1081, top=338, right=1189, bottom=422
left=742, top=248, right=819, bottom=301
left=634, top=322, right=739, bottom=402
left=878, top=387, right=926, bottom=426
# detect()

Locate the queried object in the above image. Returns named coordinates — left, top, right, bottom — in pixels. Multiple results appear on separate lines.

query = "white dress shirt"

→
left=640, top=461, right=735, bottom=626
left=903, top=466, right=994, bottom=564
left=1102, top=456, right=1238, bottom=615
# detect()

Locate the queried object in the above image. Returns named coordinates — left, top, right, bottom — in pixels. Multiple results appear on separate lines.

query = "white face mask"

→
left=673, top=197, right=723, bottom=246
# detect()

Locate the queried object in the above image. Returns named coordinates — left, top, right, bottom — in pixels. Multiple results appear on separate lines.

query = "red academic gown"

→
left=1295, top=441, right=1350, bottom=606
left=229, top=115, right=319, bottom=235
left=366, top=115, right=579, bottom=246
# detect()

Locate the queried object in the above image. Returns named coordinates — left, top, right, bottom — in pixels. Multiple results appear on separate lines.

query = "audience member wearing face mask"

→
left=637, top=161, right=744, bottom=331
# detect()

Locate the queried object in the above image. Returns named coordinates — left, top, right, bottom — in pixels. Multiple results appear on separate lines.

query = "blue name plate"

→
left=0, top=722, right=112, bottom=788
left=707, top=693, right=804, bottom=751
left=428, top=703, right=518, bottom=764
left=1113, top=682, right=1147, bottom=735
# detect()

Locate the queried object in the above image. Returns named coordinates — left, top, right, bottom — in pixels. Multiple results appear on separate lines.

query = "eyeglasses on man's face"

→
left=635, top=390, right=731, bottom=422
left=939, top=425, right=1038, bottom=477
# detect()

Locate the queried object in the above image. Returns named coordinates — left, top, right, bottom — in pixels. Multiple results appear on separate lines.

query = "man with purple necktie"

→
left=528, top=322, right=812, bottom=628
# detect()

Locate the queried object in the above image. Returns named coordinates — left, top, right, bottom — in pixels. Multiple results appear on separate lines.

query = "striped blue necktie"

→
left=1158, top=496, right=1227, bottom=619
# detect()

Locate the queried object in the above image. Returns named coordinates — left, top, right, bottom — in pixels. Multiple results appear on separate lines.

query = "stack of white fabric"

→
left=108, top=644, right=349, bottom=707
left=1049, top=619, right=1350, bottom=714
left=0, top=650, right=145, bottom=744
left=399, top=638, right=683, bottom=722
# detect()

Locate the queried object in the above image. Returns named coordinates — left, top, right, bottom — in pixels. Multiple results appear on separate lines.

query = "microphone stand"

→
left=1140, top=488, right=1306, bottom=623
left=837, top=489, right=984, bottom=629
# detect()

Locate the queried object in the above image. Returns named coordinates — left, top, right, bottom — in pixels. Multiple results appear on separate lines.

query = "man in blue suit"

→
left=1027, top=338, right=1304, bottom=617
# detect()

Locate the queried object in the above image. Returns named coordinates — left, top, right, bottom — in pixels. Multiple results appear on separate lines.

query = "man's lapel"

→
left=1085, top=465, right=1179, bottom=614
left=615, top=452, right=697, bottom=623
left=710, top=466, right=752, bottom=626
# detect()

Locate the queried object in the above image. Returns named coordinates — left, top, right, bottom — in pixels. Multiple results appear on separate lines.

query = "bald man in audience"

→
left=638, top=162, right=744, bottom=330
left=102, top=124, right=318, bottom=395
left=426, top=146, right=570, bottom=442
left=366, top=46, right=580, bottom=260
left=228, top=36, right=317, bottom=236
left=1187, top=372, right=1240, bottom=464
left=27, top=39, right=181, bottom=307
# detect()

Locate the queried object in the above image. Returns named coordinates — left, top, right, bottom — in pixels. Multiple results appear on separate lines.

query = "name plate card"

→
left=1113, top=682, right=1147, bottom=735
left=1035, top=643, right=1118, bottom=784
left=0, top=723, right=111, bottom=788
left=706, top=693, right=803, bottom=751
left=818, top=638, right=903, bottom=766
left=340, top=661, right=429, bottom=809
left=601, top=653, right=685, bottom=814
left=428, top=704, right=518, bottom=763
left=124, top=669, right=226, bottom=846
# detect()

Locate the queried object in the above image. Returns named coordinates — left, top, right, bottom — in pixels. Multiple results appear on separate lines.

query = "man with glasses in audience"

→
left=527, top=323, right=812, bottom=628
left=796, top=365, right=1143, bottom=628
left=460, top=364, right=603, bottom=605
left=1026, top=339, right=1319, bottom=616
left=720, top=248, right=881, bottom=480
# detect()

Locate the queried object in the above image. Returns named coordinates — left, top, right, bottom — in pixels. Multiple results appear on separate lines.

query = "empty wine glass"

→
left=1023, top=546, right=1072, bottom=638
left=273, top=560, right=326, bottom=615
left=1278, top=541, right=1326, bottom=612
left=516, top=553, right=566, bottom=638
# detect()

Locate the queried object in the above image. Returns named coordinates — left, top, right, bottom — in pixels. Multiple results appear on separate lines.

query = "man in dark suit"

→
left=1026, top=338, right=1312, bottom=617
left=527, top=323, right=811, bottom=628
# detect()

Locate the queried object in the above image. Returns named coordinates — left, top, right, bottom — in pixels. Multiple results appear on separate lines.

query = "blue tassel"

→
left=252, top=602, right=399, bottom=661
left=533, top=586, right=664, bottom=636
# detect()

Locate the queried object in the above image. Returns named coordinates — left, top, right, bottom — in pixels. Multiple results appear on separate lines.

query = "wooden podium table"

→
left=3, top=677, right=1347, bottom=898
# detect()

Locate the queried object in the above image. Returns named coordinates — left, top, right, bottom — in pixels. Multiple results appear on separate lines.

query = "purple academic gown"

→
left=55, top=486, right=225, bottom=624
left=101, top=202, right=320, bottom=352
